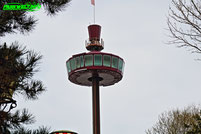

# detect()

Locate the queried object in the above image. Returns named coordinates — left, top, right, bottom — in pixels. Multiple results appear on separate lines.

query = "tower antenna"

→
left=91, top=0, right=95, bottom=23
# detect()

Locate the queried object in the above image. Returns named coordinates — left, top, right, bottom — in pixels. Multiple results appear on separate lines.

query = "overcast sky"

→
left=2, top=0, right=201, bottom=134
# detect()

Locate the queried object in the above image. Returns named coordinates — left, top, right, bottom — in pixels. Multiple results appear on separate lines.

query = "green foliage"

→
left=0, top=43, right=45, bottom=101
left=12, top=126, right=50, bottom=134
left=0, top=0, right=71, bottom=133
left=0, top=42, right=45, bottom=133
left=41, top=0, right=71, bottom=15
left=0, top=109, right=35, bottom=134
left=0, top=11, right=37, bottom=37
left=0, top=0, right=71, bottom=37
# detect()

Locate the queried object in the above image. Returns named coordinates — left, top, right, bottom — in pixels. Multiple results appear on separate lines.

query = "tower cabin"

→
left=86, top=25, right=104, bottom=51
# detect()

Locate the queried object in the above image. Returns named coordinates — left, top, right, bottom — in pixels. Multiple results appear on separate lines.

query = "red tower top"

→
left=88, top=25, right=101, bottom=41
left=86, top=24, right=104, bottom=51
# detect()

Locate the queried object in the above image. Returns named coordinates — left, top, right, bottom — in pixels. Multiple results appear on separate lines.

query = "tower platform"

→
left=66, top=51, right=124, bottom=86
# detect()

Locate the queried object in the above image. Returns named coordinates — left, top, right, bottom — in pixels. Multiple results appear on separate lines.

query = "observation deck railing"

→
left=85, top=39, right=104, bottom=49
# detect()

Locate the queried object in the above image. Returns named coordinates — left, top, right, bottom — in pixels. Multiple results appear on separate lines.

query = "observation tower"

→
left=66, top=24, right=125, bottom=134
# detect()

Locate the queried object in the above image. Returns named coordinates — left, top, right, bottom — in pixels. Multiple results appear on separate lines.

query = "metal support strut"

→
left=92, top=74, right=101, bottom=134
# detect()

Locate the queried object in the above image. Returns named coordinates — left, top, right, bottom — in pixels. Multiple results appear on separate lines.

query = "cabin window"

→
left=103, top=55, right=111, bottom=67
left=118, top=59, right=123, bottom=71
left=66, top=61, right=71, bottom=72
left=112, top=56, right=118, bottom=69
left=80, top=56, right=84, bottom=67
left=70, top=58, right=76, bottom=70
left=94, top=54, right=102, bottom=66
left=75, top=57, right=80, bottom=68
left=85, top=55, right=93, bottom=66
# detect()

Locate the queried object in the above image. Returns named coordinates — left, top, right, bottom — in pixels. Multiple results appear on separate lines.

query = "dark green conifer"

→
left=0, top=0, right=71, bottom=133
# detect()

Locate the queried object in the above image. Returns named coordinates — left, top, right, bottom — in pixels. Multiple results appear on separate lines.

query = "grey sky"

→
left=2, top=0, right=201, bottom=133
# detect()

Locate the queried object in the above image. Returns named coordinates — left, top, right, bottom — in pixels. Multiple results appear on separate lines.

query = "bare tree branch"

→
left=167, top=0, right=201, bottom=54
